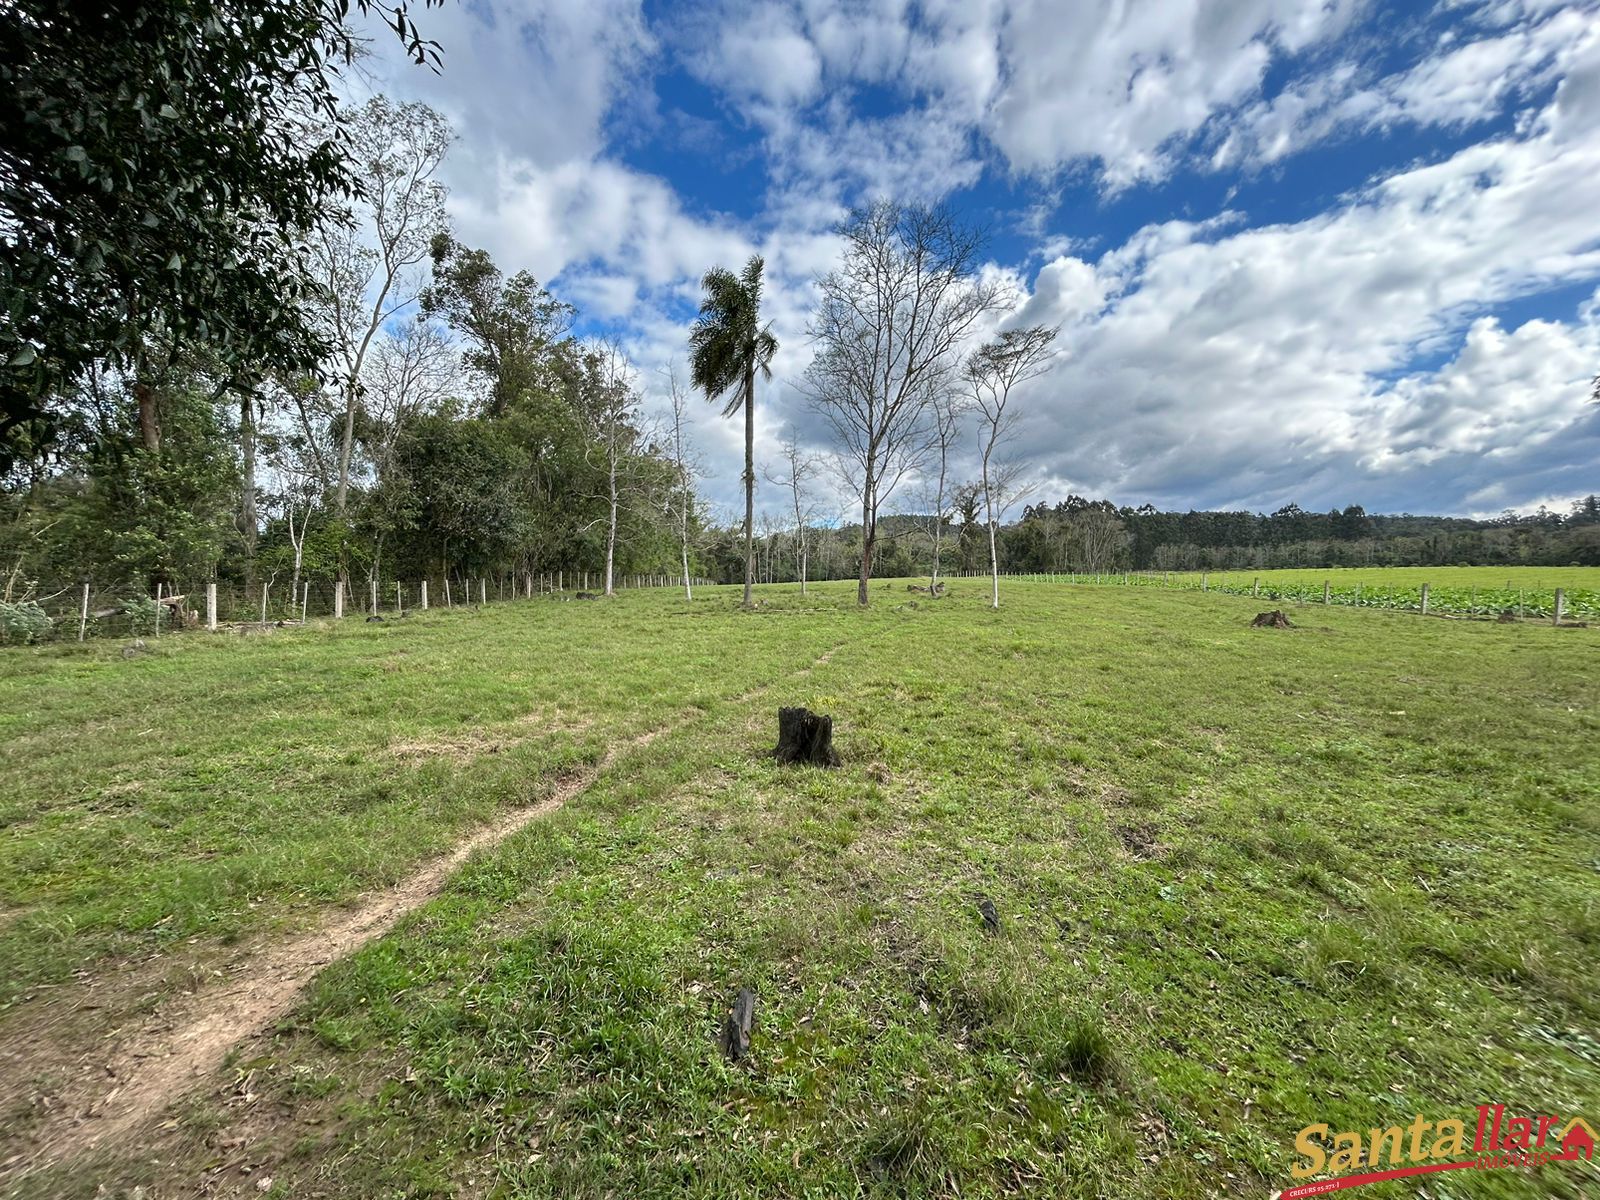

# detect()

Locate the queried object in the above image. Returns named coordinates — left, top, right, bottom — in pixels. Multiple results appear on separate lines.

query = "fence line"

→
left=1, top=570, right=721, bottom=645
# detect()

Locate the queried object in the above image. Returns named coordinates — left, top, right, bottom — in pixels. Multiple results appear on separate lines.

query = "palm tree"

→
left=689, top=255, right=777, bottom=608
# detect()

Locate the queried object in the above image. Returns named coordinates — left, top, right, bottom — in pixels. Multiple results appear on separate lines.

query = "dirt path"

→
left=0, top=640, right=845, bottom=1184
left=0, top=729, right=673, bottom=1182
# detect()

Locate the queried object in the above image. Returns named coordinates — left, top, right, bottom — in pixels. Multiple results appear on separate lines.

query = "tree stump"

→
left=1250, top=610, right=1292, bottom=628
left=719, top=987, right=756, bottom=1061
left=772, top=707, right=840, bottom=767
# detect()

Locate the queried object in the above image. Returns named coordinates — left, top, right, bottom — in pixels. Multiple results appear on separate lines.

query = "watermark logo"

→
left=1276, top=1105, right=1595, bottom=1197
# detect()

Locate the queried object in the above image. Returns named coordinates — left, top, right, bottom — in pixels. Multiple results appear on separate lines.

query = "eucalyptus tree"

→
left=806, top=202, right=1003, bottom=606
left=689, top=255, right=777, bottom=608
left=662, top=366, right=703, bottom=601
left=965, top=325, right=1058, bottom=609
left=573, top=341, right=643, bottom=597
left=310, top=96, right=452, bottom=523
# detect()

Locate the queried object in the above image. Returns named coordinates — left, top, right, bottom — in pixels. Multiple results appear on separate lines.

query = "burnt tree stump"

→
left=772, top=707, right=840, bottom=767
left=719, top=987, right=756, bottom=1061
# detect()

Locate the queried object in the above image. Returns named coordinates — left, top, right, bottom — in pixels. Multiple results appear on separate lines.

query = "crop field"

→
left=1, top=580, right=1597, bottom=1199
left=1017, top=566, right=1600, bottom=621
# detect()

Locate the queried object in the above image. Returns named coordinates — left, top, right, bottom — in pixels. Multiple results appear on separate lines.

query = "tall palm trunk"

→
left=743, top=363, right=755, bottom=608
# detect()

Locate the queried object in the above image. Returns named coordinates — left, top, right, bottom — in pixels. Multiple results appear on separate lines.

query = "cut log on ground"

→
left=772, top=707, right=840, bottom=767
left=1250, top=610, right=1293, bottom=628
left=719, top=987, right=756, bottom=1061
left=978, top=896, right=1000, bottom=934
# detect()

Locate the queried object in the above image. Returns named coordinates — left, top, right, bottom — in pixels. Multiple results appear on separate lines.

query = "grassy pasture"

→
left=1, top=580, right=1597, bottom=1198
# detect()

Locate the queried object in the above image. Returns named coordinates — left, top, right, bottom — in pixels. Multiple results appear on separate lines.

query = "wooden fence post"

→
left=1252, top=577, right=1259, bottom=597
left=420, top=580, right=429, bottom=610
left=1554, top=588, right=1565, bottom=626
left=301, top=582, right=309, bottom=623
left=396, top=582, right=402, bottom=613
left=79, top=581, right=90, bottom=641
left=1420, top=583, right=1430, bottom=616
left=1323, top=581, right=1330, bottom=605
left=334, top=579, right=345, bottom=619
left=480, top=578, right=487, bottom=605
left=259, top=582, right=269, bottom=626
left=205, top=581, right=217, bottom=631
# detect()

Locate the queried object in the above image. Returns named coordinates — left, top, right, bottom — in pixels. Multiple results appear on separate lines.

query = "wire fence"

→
left=0, top=570, right=717, bottom=645
left=1005, top=570, right=1598, bottom=622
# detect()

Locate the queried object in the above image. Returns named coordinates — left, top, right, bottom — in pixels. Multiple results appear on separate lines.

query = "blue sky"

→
left=369, top=0, right=1600, bottom=520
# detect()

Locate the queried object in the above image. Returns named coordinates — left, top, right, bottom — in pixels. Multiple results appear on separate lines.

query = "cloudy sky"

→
left=365, top=0, right=1600, bottom=520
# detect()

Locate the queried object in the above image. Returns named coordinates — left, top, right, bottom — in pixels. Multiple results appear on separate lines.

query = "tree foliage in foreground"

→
left=0, top=0, right=445, bottom=464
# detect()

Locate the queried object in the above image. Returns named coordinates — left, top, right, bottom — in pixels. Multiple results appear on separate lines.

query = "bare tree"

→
left=966, top=326, right=1058, bottom=609
left=576, top=341, right=643, bottom=597
left=916, top=389, right=967, bottom=593
left=362, top=319, right=458, bottom=473
left=806, top=201, right=1005, bottom=606
left=309, top=95, right=450, bottom=526
left=757, top=509, right=782, bottom=583
left=764, top=426, right=820, bottom=593
left=1071, top=504, right=1129, bottom=573
left=661, top=366, right=703, bottom=601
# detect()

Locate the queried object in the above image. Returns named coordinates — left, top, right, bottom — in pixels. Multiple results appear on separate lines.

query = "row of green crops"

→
left=1010, top=572, right=1600, bottom=620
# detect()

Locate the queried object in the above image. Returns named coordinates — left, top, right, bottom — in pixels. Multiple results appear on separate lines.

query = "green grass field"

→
left=1, top=580, right=1597, bottom=1198
left=1017, top=565, right=1600, bottom=620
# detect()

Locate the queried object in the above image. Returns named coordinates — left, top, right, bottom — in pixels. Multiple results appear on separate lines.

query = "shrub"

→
left=0, top=600, right=53, bottom=644
left=122, top=595, right=160, bottom=636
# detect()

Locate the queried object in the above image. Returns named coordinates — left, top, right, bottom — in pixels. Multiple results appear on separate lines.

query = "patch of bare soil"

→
left=388, top=705, right=596, bottom=762
left=1114, top=822, right=1165, bottom=861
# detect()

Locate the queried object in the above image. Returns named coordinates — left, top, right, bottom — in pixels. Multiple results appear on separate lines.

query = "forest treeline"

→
left=700, top=493, right=1600, bottom=588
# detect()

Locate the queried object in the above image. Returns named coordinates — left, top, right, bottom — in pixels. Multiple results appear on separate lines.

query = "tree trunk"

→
left=742, top=366, right=755, bottom=608
left=988, top=518, right=1000, bottom=609
left=334, top=383, right=356, bottom=519
left=134, top=379, right=159, bottom=453
left=983, top=460, right=1000, bottom=609
left=857, top=486, right=873, bottom=607
left=605, top=458, right=618, bottom=597
left=239, top=390, right=257, bottom=580
left=680, top=524, right=692, bottom=602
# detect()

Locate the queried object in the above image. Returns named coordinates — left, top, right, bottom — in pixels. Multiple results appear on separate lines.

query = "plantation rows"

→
left=1013, top=572, right=1600, bottom=620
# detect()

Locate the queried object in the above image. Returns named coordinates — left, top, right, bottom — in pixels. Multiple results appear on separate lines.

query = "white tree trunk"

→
left=605, top=459, right=619, bottom=596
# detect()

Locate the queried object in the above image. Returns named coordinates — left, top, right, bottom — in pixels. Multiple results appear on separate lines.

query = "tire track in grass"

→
left=1, top=637, right=850, bottom=1182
